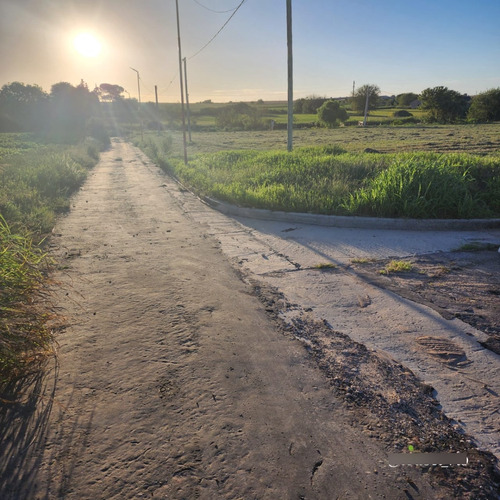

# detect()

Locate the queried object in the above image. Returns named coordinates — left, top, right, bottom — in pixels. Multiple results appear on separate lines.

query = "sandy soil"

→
left=1, top=139, right=499, bottom=499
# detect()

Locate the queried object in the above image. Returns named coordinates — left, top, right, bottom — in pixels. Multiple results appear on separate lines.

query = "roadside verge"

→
left=201, top=196, right=500, bottom=231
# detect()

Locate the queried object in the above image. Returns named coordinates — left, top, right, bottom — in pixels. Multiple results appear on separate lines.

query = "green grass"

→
left=0, top=133, right=42, bottom=159
left=351, top=257, right=377, bottom=264
left=0, top=215, right=53, bottom=383
left=138, top=132, right=500, bottom=219
left=379, top=260, right=413, bottom=274
left=454, top=242, right=499, bottom=252
left=143, top=144, right=388, bottom=214
left=312, top=263, right=337, bottom=269
left=0, top=133, right=102, bottom=383
left=174, top=101, right=430, bottom=131
left=347, top=107, right=427, bottom=125
left=342, top=154, right=499, bottom=218
left=0, top=137, right=100, bottom=233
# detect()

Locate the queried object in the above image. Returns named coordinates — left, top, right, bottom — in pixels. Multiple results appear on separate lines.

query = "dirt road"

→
left=1, top=139, right=498, bottom=499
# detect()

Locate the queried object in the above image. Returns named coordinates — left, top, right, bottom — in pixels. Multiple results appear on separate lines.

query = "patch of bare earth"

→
left=350, top=249, right=500, bottom=356
left=252, top=280, right=500, bottom=499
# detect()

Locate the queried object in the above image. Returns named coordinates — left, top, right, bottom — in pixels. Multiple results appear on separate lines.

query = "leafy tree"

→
left=50, top=81, right=100, bottom=142
left=293, top=99, right=304, bottom=113
left=99, top=83, right=125, bottom=102
left=215, top=102, right=266, bottom=130
left=317, top=100, right=348, bottom=127
left=0, top=80, right=108, bottom=142
left=0, top=82, right=48, bottom=132
left=396, top=92, right=419, bottom=107
left=294, top=95, right=329, bottom=114
left=419, top=86, right=469, bottom=123
left=351, top=84, right=380, bottom=114
left=467, top=88, right=500, bottom=122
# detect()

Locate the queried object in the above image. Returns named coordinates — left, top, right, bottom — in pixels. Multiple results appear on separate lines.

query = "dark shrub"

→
left=393, top=110, right=413, bottom=117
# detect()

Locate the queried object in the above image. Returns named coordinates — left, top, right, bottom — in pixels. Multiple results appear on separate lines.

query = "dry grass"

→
left=0, top=216, right=55, bottom=383
left=162, top=123, right=500, bottom=157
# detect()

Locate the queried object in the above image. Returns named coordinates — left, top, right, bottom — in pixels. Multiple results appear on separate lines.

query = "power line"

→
left=161, top=73, right=178, bottom=93
left=188, top=0, right=247, bottom=60
left=192, top=0, right=242, bottom=14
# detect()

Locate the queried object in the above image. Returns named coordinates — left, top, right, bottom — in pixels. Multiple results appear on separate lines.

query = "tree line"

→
left=2, top=80, right=499, bottom=136
left=0, top=80, right=148, bottom=143
left=294, top=85, right=500, bottom=126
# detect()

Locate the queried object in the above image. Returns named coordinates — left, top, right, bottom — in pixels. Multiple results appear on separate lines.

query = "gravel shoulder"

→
left=1, top=139, right=499, bottom=499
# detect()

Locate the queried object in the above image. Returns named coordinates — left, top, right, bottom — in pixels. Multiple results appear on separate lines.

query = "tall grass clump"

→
left=137, top=136, right=500, bottom=219
left=343, top=153, right=499, bottom=218
left=136, top=135, right=173, bottom=172
left=159, top=147, right=388, bottom=214
left=0, top=133, right=102, bottom=383
left=0, top=216, right=53, bottom=383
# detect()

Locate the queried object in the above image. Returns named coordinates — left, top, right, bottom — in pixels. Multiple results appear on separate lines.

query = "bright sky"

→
left=1, top=0, right=499, bottom=103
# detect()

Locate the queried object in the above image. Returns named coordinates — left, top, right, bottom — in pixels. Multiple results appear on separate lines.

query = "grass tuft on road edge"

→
left=0, top=134, right=103, bottom=384
left=0, top=216, right=54, bottom=383
left=379, top=260, right=413, bottom=275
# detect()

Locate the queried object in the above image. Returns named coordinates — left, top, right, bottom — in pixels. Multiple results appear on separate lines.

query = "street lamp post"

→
left=130, top=67, right=143, bottom=141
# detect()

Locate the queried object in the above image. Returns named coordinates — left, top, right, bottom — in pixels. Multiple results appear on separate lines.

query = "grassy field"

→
left=0, top=133, right=102, bottom=383
left=163, top=122, right=500, bottom=157
left=137, top=123, right=500, bottom=220
left=0, top=134, right=102, bottom=233
left=172, top=100, right=427, bottom=129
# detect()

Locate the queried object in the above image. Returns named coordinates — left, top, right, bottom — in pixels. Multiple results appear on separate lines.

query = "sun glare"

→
left=73, top=33, right=102, bottom=58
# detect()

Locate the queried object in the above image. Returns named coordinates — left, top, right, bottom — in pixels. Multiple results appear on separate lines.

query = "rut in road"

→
left=0, top=139, right=483, bottom=499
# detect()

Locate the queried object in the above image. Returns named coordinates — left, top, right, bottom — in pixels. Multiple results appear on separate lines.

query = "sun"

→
left=73, top=33, right=102, bottom=58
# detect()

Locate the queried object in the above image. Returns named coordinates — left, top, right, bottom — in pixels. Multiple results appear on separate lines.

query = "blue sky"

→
left=1, top=0, right=499, bottom=102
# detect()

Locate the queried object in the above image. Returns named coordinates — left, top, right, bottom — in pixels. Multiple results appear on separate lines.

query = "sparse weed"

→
left=454, top=242, right=499, bottom=252
left=313, top=263, right=337, bottom=269
left=438, top=265, right=452, bottom=275
left=351, top=257, right=377, bottom=264
left=379, top=260, right=413, bottom=274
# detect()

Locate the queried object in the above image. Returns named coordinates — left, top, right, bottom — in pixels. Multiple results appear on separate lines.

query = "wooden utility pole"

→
left=286, top=0, right=293, bottom=152
left=155, top=85, right=160, bottom=136
left=183, top=58, right=192, bottom=143
left=175, top=0, right=188, bottom=164
left=363, top=88, right=370, bottom=127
